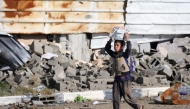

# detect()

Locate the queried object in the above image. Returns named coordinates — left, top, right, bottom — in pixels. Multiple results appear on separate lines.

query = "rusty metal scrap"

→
left=0, top=0, right=124, bottom=34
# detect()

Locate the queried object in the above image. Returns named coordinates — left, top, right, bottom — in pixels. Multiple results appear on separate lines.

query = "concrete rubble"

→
left=1, top=37, right=190, bottom=106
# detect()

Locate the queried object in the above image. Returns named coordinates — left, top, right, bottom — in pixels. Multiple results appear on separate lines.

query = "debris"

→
left=93, top=100, right=109, bottom=105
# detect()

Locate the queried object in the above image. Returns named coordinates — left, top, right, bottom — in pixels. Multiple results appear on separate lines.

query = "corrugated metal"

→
left=0, top=0, right=124, bottom=34
left=126, top=0, right=190, bottom=34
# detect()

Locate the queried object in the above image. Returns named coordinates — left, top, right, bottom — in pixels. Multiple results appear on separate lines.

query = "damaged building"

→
left=0, top=0, right=190, bottom=107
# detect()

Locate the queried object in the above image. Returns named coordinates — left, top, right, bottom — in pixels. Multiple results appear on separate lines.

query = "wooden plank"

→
left=129, top=0, right=190, bottom=3
left=127, top=2, right=190, bottom=13
left=125, top=25, right=190, bottom=34
left=126, top=14, right=190, bottom=24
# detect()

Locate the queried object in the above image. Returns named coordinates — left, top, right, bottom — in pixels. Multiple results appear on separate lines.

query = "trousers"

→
left=113, top=80, right=141, bottom=109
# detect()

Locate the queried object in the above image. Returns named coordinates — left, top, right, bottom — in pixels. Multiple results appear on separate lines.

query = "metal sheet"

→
left=126, top=0, right=190, bottom=34
left=0, top=0, right=124, bottom=34
left=126, top=25, right=190, bottom=34
left=0, top=23, right=45, bottom=34
left=126, top=14, right=190, bottom=24
left=127, top=2, right=190, bottom=13
left=129, top=0, right=190, bottom=2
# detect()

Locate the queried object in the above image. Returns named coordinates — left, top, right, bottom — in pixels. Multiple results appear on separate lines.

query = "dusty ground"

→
left=1, top=96, right=190, bottom=109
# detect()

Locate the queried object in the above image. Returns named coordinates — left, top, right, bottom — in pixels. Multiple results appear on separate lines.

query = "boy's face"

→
left=114, top=42, right=124, bottom=52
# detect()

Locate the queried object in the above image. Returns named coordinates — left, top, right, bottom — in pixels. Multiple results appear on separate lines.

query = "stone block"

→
left=154, top=75, right=167, bottom=83
left=79, top=70, right=87, bottom=76
left=31, top=67, right=41, bottom=74
left=49, top=43, right=59, bottom=53
left=61, top=62, right=70, bottom=69
left=139, top=60, right=149, bottom=70
left=69, top=60, right=76, bottom=68
left=136, top=77, right=157, bottom=84
left=167, top=53, right=185, bottom=61
left=14, top=73, right=22, bottom=83
left=66, top=67, right=76, bottom=76
left=73, top=76, right=87, bottom=84
left=44, top=45, right=53, bottom=54
left=48, top=57, right=58, bottom=66
left=32, top=101, right=44, bottom=106
left=54, top=66, right=66, bottom=80
left=41, top=64, right=50, bottom=70
left=91, top=66, right=98, bottom=74
left=139, top=43, right=150, bottom=53
left=87, top=81, right=100, bottom=90
left=31, top=53, right=41, bottom=63
left=159, top=65, right=173, bottom=77
left=25, top=67, right=34, bottom=77
left=31, top=40, right=44, bottom=55
left=87, top=70, right=94, bottom=76
left=99, top=70, right=110, bottom=79
left=185, top=55, right=190, bottom=63
left=157, top=46, right=168, bottom=58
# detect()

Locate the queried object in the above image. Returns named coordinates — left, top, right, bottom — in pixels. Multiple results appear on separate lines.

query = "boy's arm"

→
left=124, top=33, right=131, bottom=58
left=105, top=38, right=114, bottom=57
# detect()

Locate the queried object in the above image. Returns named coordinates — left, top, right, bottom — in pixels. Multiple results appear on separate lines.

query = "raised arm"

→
left=105, top=38, right=115, bottom=57
left=124, top=33, right=131, bottom=58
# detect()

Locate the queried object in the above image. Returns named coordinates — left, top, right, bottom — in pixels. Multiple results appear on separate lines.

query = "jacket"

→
left=105, top=40, right=132, bottom=80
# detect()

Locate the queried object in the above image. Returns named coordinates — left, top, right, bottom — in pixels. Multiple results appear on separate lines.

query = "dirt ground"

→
left=1, top=96, right=190, bottom=109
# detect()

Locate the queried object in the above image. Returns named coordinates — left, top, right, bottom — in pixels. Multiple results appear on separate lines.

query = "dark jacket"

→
left=105, top=40, right=131, bottom=59
left=105, top=40, right=132, bottom=81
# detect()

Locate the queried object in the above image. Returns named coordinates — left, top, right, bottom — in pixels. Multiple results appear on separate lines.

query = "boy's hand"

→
left=125, top=32, right=130, bottom=41
left=109, top=37, right=112, bottom=42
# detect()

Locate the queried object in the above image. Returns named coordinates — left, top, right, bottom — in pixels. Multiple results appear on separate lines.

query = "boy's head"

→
left=114, top=40, right=125, bottom=52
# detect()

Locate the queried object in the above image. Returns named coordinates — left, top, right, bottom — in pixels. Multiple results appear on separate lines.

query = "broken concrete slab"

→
left=31, top=40, right=44, bottom=55
left=159, top=64, right=173, bottom=77
left=48, top=57, right=58, bottom=66
left=43, top=45, right=53, bottom=54
left=61, top=62, right=70, bottom=69
left=136, top=77, right=157, bottom=85
left=14, top=73, right=22, bottom=83
left=157, top=46, right=168, bottom=57
left=73, top=76, right=87, bottom=84
left=167, top=53, right=186, bottom=61
left=99, top=70, right=110, bottom=79
left=32, top=100, right=44, bottom=106
left=79, top=70, right=87, bottom=76
left=54, top=66, right=66, bottom=80
left=154, top=75, right=167, bottom=83
left=66, top=67, right=77, bottom=76
left=49, top=43, right=59, bottom=53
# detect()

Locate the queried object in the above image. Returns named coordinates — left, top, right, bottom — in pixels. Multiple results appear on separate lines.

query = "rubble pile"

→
left=0, top=40, right=113, bottom=93
left=130, top=38, right=190, bottom=86
left=1, top=37, right=190, bottom=94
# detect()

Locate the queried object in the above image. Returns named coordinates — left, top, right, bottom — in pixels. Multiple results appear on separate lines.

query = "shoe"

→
left=140, top=105, right=144, bottom=109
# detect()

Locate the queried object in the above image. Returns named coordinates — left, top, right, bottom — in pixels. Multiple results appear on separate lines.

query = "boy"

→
left=105, top=32, right=144, bottom=109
